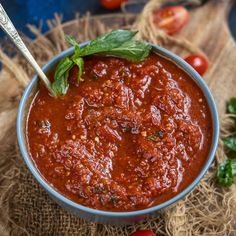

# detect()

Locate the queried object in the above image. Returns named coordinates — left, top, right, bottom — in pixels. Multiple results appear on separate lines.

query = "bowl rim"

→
left=17, top=43, right=219, bottom=217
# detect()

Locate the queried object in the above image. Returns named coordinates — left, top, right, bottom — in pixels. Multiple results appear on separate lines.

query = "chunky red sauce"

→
left=26, top=52, right=212, bottom=211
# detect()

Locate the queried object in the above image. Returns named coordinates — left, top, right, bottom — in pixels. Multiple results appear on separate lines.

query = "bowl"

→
left=17, top=43, right=219, bottom=225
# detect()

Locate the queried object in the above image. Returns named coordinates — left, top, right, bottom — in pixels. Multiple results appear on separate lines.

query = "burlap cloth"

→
left=0, top=0, right=236, bottom=235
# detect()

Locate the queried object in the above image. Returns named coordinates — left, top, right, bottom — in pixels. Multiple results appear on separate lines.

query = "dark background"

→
left=1, top=0, right=236, bottom=39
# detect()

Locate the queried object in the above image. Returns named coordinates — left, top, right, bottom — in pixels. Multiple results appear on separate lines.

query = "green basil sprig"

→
left=227, top=97, right=236, bottom=114
left=223, top=137, right=236, bottom=152
left=217, top=159, right=236, bottom=187
left=51, top=57, right=74, bottom=96
left=51, top=30, right=151, bottom=96
left=216, top=97, right=236, bottom=187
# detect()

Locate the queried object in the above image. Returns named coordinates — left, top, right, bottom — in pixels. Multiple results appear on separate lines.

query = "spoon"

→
left=0, top=4, right=56, bottom=96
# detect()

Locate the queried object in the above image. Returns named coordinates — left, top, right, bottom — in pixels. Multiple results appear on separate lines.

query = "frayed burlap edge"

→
left=0, top=1, right=235, bottom=235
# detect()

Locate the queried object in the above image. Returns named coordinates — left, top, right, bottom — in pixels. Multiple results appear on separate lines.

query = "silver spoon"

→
left=0, top=4, right=56, bottom=96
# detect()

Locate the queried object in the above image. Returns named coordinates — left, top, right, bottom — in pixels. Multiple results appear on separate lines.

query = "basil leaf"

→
left=103, top=40, right=152, bottom=62
left=54, top=57, right=74, bottom=79
left=223, top=137, right=236, bottom=151
left=52, top=30, right=152, bottom=97
left=65, top=34, right=82, bottom=56
left=217, top=159, right=235, bottom=187
left=52, top=70, right=70, bottom=96
left=52, top=57, right=74, bottom=96
left=75, top=45, right=81, bottom=55
left=79, top=29, right=138, bottom=56
left=73, top=57, right=84, bottom=82
left=65, top=34, right=80, bottom=47
left=228, top=97, right=236, bottom=114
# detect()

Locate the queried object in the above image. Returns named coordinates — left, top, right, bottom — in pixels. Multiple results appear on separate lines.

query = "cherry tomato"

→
left=129, top=229, right=157, bottom=236
left=153, top=6, right=189, bottom=35
left=184, top=54, right=208, bottom=76
left=101, top=0, right=127, bottom=10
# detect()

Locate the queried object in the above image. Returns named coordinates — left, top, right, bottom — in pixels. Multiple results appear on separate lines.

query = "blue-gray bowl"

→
left=17, top=43, right=219, bottom=225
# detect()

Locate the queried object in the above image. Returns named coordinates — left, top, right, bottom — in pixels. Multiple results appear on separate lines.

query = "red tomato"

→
left=129, top=229, right=157, bottom=236
left=184, top=54, right=209, bottom=76
left=153, top=5, right=189, bottom=35
left=101, top=0, right=127, bottom=10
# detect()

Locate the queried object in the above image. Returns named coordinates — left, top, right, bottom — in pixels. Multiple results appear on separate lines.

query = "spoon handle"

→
left=0, top=4, right=56, bottom=96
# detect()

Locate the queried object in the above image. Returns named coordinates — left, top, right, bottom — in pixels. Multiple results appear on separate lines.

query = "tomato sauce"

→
left=26, top=52, right=213, bottom=211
